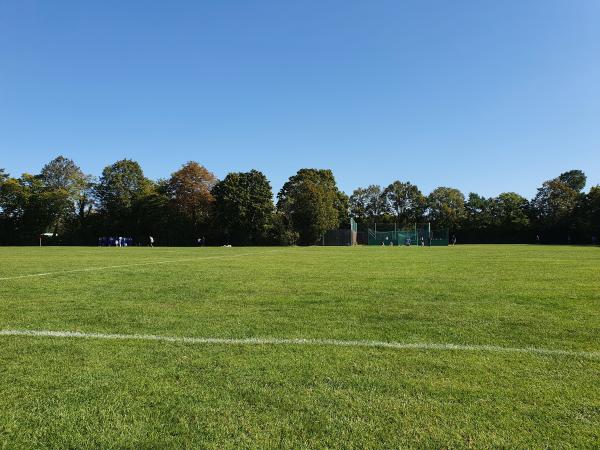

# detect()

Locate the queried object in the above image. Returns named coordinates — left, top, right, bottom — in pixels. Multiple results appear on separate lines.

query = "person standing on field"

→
left=149, top=236, right=154, bottom=247
left=451, top=235, right=457, bottom=246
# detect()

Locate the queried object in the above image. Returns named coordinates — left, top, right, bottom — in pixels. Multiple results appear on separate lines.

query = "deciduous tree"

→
left=383, top=181, right=426, bottom=225
left=493, top=192, right=530, bottom=231
left=558, top=170, right=586, bottom=192
left=96, top=159, right=151, bottom=214
left=427, top=187, right=466, bottom=230
left=586, top=186, right=600, bottom=238
left=213, top=170, right=274, bottom=244
left=277, top=169, right=345, bottom=245
left=95, top=159, right=153, bottom=235
left=349, top=185, right=387, bottom=221
left=531, top=179, right=579, bottom=228
left=40, top=156, right=90, bottom=235
left=166, top=161, right=216, bottom=226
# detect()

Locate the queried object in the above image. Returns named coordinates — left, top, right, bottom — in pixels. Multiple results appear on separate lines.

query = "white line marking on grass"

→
left=1, top=329, right=598, bottom=360
left=0, top=250, right=283, bottom=281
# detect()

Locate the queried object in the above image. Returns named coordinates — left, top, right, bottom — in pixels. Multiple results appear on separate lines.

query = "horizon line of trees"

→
left=1, top=157, right=598, bottom=246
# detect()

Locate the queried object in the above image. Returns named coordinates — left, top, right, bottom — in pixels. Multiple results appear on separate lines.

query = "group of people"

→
left=380, top=236, right=427, bottom=246
left=380, top=235, right=458, bottom=246
left=99, top=236, right=207, bottom=247
left=98, top=236, right=133, bottom=247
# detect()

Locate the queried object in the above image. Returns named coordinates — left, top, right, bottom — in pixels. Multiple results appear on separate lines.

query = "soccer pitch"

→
left=1, top=245, right=598, bottom=448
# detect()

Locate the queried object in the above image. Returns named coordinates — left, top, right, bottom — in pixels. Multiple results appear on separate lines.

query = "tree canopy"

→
left=277, top=169, right=346, bottom=245
left=213, top=170, right=274, bottom=245
left=383, top=181, right=426, bottom=225
left=96, top=159, right=151, bottom=214
left=427, top=187, right=466, bottom=230
left=531, top=179, right=579, bottom=228
left=558, top=170, right=586, bottom=192
left=0, top=158, right=598, bottom=245
left=167, top=161, right=216, bottom=226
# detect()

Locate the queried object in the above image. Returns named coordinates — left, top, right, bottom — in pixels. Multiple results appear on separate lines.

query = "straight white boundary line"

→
left=1, top=329, right=598, bottom=360
left=0, top=249, right=284, bottom=281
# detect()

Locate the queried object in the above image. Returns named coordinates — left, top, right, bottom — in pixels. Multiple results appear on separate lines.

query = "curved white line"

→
left=1, top=329, right=598, bottom=360
left=0, top=250, right=283, bottom=281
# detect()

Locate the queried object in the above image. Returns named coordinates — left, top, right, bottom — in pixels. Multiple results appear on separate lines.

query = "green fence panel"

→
left=367, top=227, right=448, bottom=246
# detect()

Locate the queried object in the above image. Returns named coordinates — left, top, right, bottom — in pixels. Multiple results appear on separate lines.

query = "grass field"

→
left=0, top=245, right=599, bottom=448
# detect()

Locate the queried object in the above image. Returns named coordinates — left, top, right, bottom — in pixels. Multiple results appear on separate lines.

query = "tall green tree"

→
left=96, top=159, right=152, bottom=234
left=96, top=159, right=151, bottom=214
left=588, top=186, right=600, bottom=236
left=132, top=187, right=170, bottom=241
left=39, top=156, right=90, bottom=236
left=531, top=179, right=579, bottom=229
left=427, top=187, right=466, bottom=230
left=0, top=173, right=67, bottom=242
left=277, top=169, right=346, bottom=245
left=40, top=156, right=86, bottom=193
left=465, top=193, right=494, bottom=230
left=0, top=172, right=25, bottom=243
left=349, top=185, right=387, bottom=221
left=74, top=176, right=97, bottom=225
left=578, top=185, right=600, bottom=240
left=267, top=211, right=299, bottom=245
left=492, top=192, right=530, bottom=231
left=349, top=187, right=369, bottom=220
left=213, top=170, right=274, bottom=244
left=0, top=170, right=15, bottom=221
left=558, top=170, right=586, bottom=192
left=383, top=181, right=426, bottom=225
left=335, top=190, right=350, bottom=228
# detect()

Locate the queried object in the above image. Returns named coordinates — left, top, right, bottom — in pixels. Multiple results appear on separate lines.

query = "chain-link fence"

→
left=321, top=222, right=449, bottom=246
left=367, top=226, right=449, bottom=246
left=321, top=229, right=353, bottom=246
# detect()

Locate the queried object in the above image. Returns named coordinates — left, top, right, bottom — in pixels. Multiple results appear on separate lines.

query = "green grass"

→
left=0, top=245, right=599, bottom=448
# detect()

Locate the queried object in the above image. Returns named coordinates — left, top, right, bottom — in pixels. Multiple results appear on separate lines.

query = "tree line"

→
left=349, top=170, right=599, bottom=244
left=0, top=157, right=598, bottom=245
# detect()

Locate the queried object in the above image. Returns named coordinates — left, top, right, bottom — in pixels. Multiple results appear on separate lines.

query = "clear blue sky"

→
left=1, top=0, right=599, bottom=199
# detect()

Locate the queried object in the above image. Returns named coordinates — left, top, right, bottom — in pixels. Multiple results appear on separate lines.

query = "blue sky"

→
left=1, top=0, right=599, bottom=199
